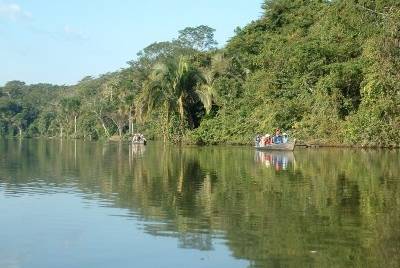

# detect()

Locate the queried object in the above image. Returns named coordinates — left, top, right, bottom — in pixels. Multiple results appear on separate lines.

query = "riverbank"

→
left=4, top=136, right=399, bottom=149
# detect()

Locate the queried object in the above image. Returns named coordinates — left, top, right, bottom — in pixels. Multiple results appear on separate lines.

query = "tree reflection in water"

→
left=0, top=140, right=400, bottom=267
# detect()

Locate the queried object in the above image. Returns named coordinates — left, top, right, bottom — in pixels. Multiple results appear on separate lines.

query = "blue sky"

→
left=0, top=0, right=262, bottom=86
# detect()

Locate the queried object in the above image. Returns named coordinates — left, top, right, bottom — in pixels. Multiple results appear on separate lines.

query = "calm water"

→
left=0, top=139, right=399, bottom=268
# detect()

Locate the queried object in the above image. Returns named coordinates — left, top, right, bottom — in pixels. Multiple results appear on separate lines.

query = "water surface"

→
left=0, top=139, right=399, bottom=267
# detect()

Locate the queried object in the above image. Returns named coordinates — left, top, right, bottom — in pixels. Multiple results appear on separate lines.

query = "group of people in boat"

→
left=132, top=133, right=147, bottom=144
left=255, top=128, right=289, bottom=147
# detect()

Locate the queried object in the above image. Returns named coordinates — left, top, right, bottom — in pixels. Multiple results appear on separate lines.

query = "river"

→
left=0, top=139, right=399, bottom=267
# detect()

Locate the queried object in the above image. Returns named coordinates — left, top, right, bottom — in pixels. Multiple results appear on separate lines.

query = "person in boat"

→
left=255, top=135, right=261, bottom=147
left=282, top=133, right=289, bottom=144
left=133, top=133, right=142, bottom=142
left=273, top=128, right=283, bottom=144
left=264, top=134, right=272, bottom=146
left=132, top=133, right=147, bottom=144
left=140, top=134, right=147, bottom=144
left=260, top=135, right=265, bottom=147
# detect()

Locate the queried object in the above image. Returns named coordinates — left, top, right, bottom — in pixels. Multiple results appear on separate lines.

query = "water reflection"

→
left=255, top=151, right=295, bottom=171
left=0, top=140, right=400, bottom=267
left=131, top=143, right=146, bottom=157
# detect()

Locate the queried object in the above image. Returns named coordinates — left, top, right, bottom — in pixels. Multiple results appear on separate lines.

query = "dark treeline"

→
left=1, top=0, right=399, bottom=146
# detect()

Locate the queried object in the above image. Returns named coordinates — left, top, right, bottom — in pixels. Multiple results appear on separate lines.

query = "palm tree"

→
left=196, top=69, right=217, bottom=115
left=196, top=53, right=230, bottom=114
left=138, top=56, right=201, bottom=140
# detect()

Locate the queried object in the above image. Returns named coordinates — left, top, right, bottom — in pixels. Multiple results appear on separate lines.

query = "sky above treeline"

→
left=0, top=0, right=262, bottom=86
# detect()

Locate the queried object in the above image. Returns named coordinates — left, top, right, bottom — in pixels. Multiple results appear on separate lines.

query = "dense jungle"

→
left=1, top=0, right=399, bottom=146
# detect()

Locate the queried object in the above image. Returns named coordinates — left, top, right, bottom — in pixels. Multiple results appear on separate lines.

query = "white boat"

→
left=132, top=133, right=147, bottom=145
left=255, top=139, right=296, bottom=151
left=132, top=140, right=147, bottom=145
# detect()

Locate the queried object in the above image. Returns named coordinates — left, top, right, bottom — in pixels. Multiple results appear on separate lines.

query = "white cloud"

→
left=64, top=25, right=87, bottom=40
left=0, top=2, right=32, bottom=21
left=0, top=2, right=87, bottom=42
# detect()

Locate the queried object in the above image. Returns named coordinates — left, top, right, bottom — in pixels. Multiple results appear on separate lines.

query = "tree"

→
left=177, top=25, right=218, bottom=51
left=2, top=81, right=25, bottom=99
left=0, top=99, right=37, bottom=137
left=139, top=56, right=202, bottom=140
left=37, top=109, right=57, bottom=136
left=1, top=1, right=400, bottom=146
left=60, top=97, right=81, bottom=138
left=196, top=53, right=230, bottom=114
left=85, top=95, right=111, bottom=138
left=102, top=73, right=135, bottom=138
left=0, top=99, right=22, bottom=135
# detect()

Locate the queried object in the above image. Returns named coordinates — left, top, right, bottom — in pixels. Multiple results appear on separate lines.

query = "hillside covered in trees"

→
left=1, top=0, right=399, bottom=146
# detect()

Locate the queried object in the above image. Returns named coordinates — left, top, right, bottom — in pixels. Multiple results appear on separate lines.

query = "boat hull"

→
left=132, top=140, right=147, bottom=145
left=255, top=141, right=295, bottom=151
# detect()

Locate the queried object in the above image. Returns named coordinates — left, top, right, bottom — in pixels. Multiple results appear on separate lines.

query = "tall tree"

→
left=60, top=97, right=81, bottom=138
left=177, top=25, right=218, bottom=51
left=140, top=56, right=201, bottom=140
left=2, top=81, right=25, bottom=99
left=196, top=53, right=230, bottom=114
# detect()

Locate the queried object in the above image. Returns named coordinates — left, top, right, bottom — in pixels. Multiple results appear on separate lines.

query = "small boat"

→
left=255, top=139, right=296, bottom=151
left=132, top=133, right=147, bottom=145
left=132, top=139, right=147, bottom=145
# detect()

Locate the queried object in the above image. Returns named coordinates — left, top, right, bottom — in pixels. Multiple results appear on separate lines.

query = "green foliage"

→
left=1, top=2, right=399, bottom=146
left=192, top=0, right=400, bottom=146
left=177, top=25, right=218, bottom=51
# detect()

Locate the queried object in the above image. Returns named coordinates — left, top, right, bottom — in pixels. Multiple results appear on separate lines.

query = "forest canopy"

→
left=1, top=0, right=399, bottom=146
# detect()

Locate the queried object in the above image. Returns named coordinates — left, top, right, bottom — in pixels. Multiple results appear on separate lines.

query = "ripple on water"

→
left=0, top=179, right=82, bottom=198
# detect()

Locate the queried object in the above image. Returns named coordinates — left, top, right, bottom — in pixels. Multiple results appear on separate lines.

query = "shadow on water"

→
left=0, top=139, right=400, bottom=267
